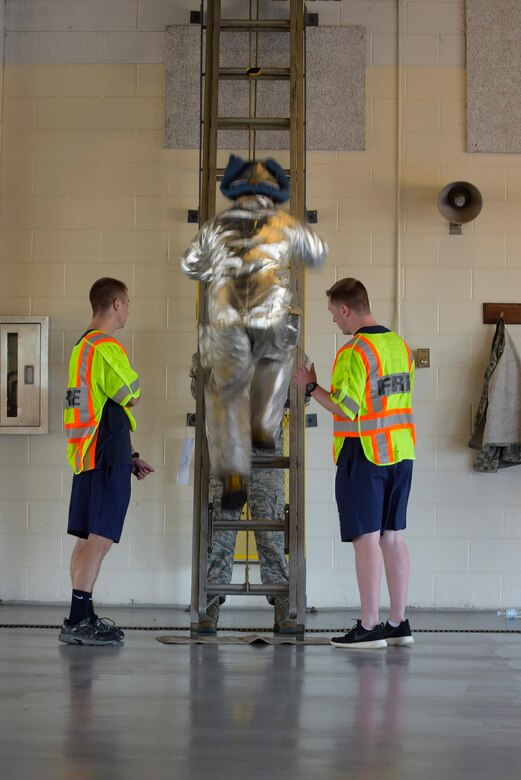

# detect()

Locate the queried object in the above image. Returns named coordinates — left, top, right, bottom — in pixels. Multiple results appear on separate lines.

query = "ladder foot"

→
left=197, top=620, right=217, bottom=635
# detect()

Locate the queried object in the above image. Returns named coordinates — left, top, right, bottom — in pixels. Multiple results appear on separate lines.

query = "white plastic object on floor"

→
left=497, top=608, right=521, bottom=619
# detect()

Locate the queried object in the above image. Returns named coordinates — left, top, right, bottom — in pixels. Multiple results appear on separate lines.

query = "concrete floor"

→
left=1, top=605, right=521, bottom=780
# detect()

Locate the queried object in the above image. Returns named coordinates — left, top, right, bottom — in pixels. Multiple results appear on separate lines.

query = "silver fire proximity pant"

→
left=201, top=311, right=300, bottom=480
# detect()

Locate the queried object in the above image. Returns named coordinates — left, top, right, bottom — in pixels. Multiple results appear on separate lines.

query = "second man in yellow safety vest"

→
left=295, top=277, right=415, bottom=649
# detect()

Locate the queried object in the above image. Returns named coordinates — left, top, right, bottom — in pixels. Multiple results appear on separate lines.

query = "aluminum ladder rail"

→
left=189, top=0, right=307, bottom=639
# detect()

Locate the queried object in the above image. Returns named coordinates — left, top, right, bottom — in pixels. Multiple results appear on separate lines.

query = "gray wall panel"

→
left=164, top=25, right=365, bottom=151
left=466, top=0, right=521, bottom=154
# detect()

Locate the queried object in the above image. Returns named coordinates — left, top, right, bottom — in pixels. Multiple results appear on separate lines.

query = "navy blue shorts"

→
left=335, top=438, right=413, bottom=542
left=67, top=464, right=132, bottom=543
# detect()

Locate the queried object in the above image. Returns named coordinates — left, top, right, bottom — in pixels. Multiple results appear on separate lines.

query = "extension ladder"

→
left=189, top=0, right=312, bottom=639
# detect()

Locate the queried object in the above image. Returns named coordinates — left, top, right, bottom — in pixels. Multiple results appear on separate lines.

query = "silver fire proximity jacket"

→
left=181, top=194, right=327, bottom=329
left=182, top=194, right=327, bottom=479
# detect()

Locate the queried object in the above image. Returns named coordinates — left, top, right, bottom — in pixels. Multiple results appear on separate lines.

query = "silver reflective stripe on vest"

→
left=113, top=384, right=132, bottom=404
left=333, top=410, right=414, bottom=434
left=74, top=340, right=96, bottom=423
left=358, top=411, right=414, bottom=432
left=333, top=418, right=359, bottom=434
left=66, top=424, right=97, bottom=440
left=87, top=331, right=109, bottom=346
left=353, top=337, right=384, bottom=412
left=332, top=388, right=359, bottom=416
left=374, top=432, right=394, bottom=463
left=112, top=377, right=140, bottom=404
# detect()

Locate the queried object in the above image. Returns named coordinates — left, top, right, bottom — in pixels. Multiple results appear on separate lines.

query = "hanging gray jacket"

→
left=469, top=316, right=521, bottom=471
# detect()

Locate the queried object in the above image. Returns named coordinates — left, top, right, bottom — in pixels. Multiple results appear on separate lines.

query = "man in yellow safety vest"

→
left=60, top=277, right=154, bottom=646
left=295, top=277, right=415, bottom=649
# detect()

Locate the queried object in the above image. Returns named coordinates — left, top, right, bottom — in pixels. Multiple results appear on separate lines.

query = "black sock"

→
left=89, top=596, right=96, bottom=622
left=68, top=589, right=92, bottom=625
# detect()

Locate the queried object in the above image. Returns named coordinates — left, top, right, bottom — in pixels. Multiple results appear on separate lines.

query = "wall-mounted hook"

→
left=483, top=303, right=521, bottom=324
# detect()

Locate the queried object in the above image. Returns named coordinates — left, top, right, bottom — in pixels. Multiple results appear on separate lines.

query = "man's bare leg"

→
left=70, top=534, right=113, bottom=592
left=61, top=534, right=119, bottom=644
left=379, top=530, right=409, bottom=625
left=352, top=530, right=383, bottom=629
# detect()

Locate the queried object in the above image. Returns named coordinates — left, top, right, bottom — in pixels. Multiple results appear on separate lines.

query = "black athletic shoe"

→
left=59, top=617, right=121, bottom=646
left=93, top=616, right=125, bottom=641
left=384, top=619, right=414, bottom=646
left=330, top=620, right=387, bottom=649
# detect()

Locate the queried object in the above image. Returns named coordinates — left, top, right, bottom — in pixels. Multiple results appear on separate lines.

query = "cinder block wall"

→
left=1, top=0, right=520, bottom=611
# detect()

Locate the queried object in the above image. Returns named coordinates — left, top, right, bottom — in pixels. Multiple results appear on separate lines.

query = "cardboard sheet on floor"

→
left=156, top=633, right=330, bottom=645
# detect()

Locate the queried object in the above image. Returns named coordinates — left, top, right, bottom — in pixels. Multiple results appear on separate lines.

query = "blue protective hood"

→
left=220, top=155, right=290, bottom=203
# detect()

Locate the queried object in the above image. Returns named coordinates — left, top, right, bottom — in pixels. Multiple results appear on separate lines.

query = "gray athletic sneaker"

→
left=59, top=617, right=121, bottom=646
left=93, top=616, right=125, bottom=641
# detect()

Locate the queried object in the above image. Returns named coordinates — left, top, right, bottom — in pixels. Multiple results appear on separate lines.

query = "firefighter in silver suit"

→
left=181, top=155, right=327, bottom=510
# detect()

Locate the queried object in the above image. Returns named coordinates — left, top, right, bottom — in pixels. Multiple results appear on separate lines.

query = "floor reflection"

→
left=59, top=643, right=125, bottom=780
left=186, top=644, right=305, bottom=775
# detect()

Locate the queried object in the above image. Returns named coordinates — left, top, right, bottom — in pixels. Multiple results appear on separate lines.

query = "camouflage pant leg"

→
left=249, top=435, right=288, bottom=589
left=249, top=427, right=285, bottom=521
left=206, top=475, right=239, bottom=602
left=207, top=530, right=238, bottom=585
left=207, top=527, right=288, bottom=607
left=254, top=530, right=289, bottom=584
left=206, top=428, right=288, bottom=603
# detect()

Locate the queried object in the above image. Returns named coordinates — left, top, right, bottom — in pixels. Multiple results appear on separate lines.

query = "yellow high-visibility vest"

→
left=331, top=330, right=415, bottom=465
left=64, top=330, right=140, bottom=474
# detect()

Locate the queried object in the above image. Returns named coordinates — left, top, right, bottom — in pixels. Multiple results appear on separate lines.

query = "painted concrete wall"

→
left=1, top=0, right=520, bottom=611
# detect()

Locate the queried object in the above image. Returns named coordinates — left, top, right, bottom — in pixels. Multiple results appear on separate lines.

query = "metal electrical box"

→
left=0, top=316, right=49, bottom=434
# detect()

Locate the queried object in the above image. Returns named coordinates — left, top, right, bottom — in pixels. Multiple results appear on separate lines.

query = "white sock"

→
left=388, top=619, right=401, bottom=628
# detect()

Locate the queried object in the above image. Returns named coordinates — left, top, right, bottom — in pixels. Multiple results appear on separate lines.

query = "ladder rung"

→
left=212, top=520, right=285, bottom=532
left=218, top=19, right=291, bottom=33
left=214, top=168, right=290, bottom=181
left=218, top=117, right=290, bottom=130
left=218, top=67, right=290, bottom=81
left=251, top=455, right=290, bottom=469
left=207, top=584, right=289, bottom=596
